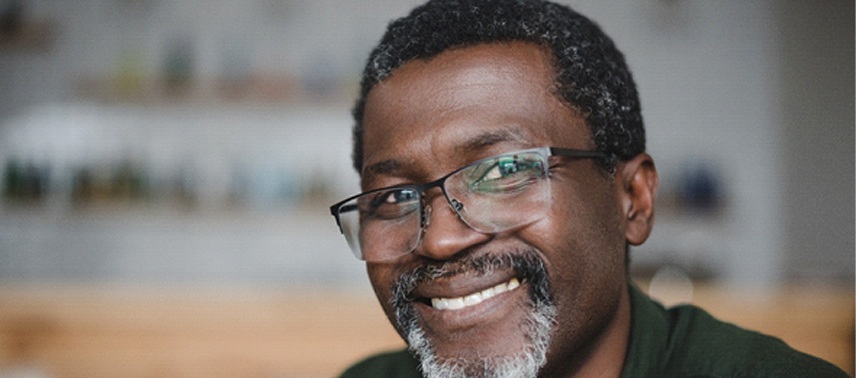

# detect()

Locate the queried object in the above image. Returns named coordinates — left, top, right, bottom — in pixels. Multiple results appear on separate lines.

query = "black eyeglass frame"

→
left=329, top=146, right=605, bottom=241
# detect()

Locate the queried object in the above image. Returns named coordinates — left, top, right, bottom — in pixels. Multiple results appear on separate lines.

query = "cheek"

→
left=529, top=181, right=626, bottom=295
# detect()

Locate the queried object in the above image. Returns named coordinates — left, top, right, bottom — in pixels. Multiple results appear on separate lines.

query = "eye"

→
left=363, top=188, right=420, bottom=219
left=382, top=188, right=418, bottom=204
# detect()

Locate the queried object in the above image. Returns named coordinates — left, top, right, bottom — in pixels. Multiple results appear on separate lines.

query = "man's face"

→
left=360, top=42, right=631, bottom=376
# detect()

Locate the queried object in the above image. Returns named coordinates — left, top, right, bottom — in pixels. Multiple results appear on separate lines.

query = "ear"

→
left=617, top=153, right=658, bottom=246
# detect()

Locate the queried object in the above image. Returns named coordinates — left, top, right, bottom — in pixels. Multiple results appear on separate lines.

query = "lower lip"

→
left=415, top=282, right=530, bottom=335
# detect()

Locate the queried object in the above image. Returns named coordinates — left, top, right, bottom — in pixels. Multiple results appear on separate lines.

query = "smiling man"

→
left=328, top=1, right=847, bottom=377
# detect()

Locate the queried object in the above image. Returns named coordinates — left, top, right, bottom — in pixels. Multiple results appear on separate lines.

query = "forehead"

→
left=361, top=42, right=591, bottom=184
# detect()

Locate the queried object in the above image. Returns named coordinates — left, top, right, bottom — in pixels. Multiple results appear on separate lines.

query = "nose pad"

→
left=450, top=198, right=464, bottom=213
left=421, top=204, right=433, bottom=230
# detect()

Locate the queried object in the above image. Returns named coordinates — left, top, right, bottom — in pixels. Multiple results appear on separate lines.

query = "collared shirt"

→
left=339, top=284, right=848, bottom=377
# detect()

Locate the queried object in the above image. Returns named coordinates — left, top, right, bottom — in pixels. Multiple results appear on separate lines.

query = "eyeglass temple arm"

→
left=549, top=147, right=605, bottom=159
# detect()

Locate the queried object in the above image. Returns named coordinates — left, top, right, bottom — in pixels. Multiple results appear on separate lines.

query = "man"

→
left=328, top=1, right=848, bottom=377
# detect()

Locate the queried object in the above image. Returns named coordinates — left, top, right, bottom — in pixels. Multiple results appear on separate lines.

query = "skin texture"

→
left=360, top=42, right=658, bottom=377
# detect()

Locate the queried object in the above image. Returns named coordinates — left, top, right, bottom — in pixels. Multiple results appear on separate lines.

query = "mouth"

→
left=427, top=277, right=524, bottom=310
left=407, top=274, right=530, bottom=340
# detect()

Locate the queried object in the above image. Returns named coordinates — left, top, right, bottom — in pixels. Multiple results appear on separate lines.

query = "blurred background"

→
left=0, top=0, right=852, bottom=377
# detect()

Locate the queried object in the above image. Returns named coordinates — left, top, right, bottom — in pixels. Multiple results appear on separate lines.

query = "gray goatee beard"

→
left=391, top=252, right=557, bottom=378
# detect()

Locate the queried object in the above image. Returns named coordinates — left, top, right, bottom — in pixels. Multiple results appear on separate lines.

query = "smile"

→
left=430, top=277, right=523, bottom=310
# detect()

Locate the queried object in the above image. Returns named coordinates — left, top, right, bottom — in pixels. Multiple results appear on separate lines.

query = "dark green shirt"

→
left=340, top=284, right=848, bottom=377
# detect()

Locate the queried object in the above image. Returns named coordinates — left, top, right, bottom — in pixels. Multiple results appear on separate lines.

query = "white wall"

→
left=777, top=0, right=854, bottom=281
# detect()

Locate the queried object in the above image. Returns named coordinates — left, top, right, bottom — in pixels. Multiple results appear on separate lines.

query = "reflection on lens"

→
left=447, top=151, right=550, bottom=233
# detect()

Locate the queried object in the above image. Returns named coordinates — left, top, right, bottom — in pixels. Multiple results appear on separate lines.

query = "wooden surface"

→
left=0, top=286, right=404, bottom=377
left=0, top=282, right=852, bottom=377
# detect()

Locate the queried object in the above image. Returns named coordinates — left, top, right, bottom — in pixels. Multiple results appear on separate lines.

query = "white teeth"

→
left=494, top=282, right=508, bottom=295
left=430, top=278, right=522, bottom=311
left=447, top=298, right=465, bottom=310
left=463, top=293, right=483, bottom=306
left=431, top=297, right=447, bottom=310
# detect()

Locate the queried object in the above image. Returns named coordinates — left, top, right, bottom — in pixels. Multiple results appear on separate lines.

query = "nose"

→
left=415, top=194, right=490, bottom=261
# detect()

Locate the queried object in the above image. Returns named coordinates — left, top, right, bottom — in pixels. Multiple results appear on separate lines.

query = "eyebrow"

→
left=363, top=159, right=402, bottom=178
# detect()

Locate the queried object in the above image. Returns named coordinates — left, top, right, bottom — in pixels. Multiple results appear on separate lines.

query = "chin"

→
left=406, top=296, right=555, bottom=378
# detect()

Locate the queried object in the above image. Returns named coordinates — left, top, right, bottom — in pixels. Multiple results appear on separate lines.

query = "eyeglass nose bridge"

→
left=418, top=188, right=467, bottom=235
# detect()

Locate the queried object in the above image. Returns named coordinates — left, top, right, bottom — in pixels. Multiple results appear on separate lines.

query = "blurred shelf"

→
left=73, top=74, right=358, bottom=107
left=0, top=202, right=365, bottom=287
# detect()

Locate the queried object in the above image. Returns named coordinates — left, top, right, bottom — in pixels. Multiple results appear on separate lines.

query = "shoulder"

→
left=664, top=304, right=848, bottom=377
left=338, top=349, right=422, bottom=378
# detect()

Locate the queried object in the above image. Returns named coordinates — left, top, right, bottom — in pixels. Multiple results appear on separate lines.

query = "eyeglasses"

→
left=329, top=147, right=604, bottom=262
